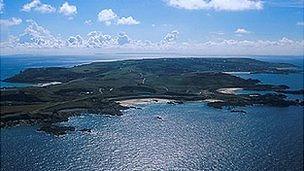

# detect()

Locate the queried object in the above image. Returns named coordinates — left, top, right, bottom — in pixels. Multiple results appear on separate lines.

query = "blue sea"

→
left=0, top=55, right=119, bottom=88
left=1, top=55, right=303, bottom=170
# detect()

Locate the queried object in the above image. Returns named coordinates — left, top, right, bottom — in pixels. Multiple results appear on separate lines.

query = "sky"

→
left=0, top=0, right=303, bottom=56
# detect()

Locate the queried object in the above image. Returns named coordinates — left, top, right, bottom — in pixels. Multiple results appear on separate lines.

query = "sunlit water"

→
left=1, top=55, right=303, bottom=170
left=1, top=104, right=303, bottom=170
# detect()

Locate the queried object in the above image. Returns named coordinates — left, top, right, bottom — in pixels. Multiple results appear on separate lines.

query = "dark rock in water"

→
left=207, top=93, right=300, bottom=109
left=38, top=124, right=75, bottom=136
left=207, top=102, right=225, bottom=109
left=175, top=100, right=184, bottom=104
left=79, top=128, right=92, bottom=133
left=155, top=115, right=164, bottom=121
left=275, top=89, right=304, bottom=95
left=231, top=110, right=247, bottom=114
left=129, top=106, right=142, bottom=110
left=167, top=100, right=184, bottom=105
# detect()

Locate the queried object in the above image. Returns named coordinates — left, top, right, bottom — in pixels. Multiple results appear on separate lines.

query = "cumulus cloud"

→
left=1, top=20, right=303, bottom=56
left=117, top=33, right=130, bottom=45
left=117, top=16, right=140, bottom=25
left=0, top=0, right=4, bottom=14
left=97, top=9, right=140, bottom=26
left=59, top=2, right=77, bottom=17
left=86, top=31, right=114, bottom=48
left=163, top=30, right=179, bottom=43
left=22, top=0, right=55, bottom=13
left=67, top=35, right=83, bottom=47
left=35, top=4, right=56, bottom=13
left=0, top=18, right=22, bottom=27
left=166, top=0, right=263, bottom=11
left=178, top=37, right=304, bottom=55
left=234, top=28, right=251, bottom=34
left=98, top=9, right=117, bottom=25
left=22, top=0, right=40, bottom=12
left=18, top=19, right=64, bottom=48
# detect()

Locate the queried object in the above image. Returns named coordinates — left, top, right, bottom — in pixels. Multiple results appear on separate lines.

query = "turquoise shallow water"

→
left=1, top=55, right=303, bottom=170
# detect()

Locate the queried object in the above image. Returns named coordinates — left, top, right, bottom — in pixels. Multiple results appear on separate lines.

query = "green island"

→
left=1, top=58, right=303, bottom=135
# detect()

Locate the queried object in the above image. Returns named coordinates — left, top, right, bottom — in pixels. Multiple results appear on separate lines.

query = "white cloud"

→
left=98, top=9, right=140, bottom=26
left=84, top=20, right=93, bottom=25
left=167, top=0, right=207, bottom=10
left=0, top=18, right=22, bottom=27
left=0, top=0, right=4, bottom=14
left=98, top=9, right=117, bottom=25
left=86, top=31, right=114, bottom=48
left=210, top=0, right=263, bottom=11
left=166, top=0, right=263, bottom=11
left=22, top=0, right=40, bottom=12
left=117, top=33, right=130, bottom=45
left=163, top=30, right=179, bottom=43
left=35, top=4, right=56, bottom=13
left=18, top=19, right=64, bottom=48
left=22, top=0, right=55, bottom=13
left=67, top=35, right=83, bottom=47
left=117, top=16, right=140, bottom=25
left=235, top=28, right=251, bottom=34
left=1, top=20, right=303, bottom=56
left=296, top=22, right=304, bottom=26
left=177, top=37, right=304, bottom=55
left=59, top=2, right=77, bottom=17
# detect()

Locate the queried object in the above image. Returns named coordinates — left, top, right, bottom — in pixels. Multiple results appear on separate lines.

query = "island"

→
left=1, top=58, right=303, bottom=135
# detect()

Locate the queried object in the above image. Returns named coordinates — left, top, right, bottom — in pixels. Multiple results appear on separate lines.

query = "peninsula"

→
left=1, top=58, right=303, bottom=134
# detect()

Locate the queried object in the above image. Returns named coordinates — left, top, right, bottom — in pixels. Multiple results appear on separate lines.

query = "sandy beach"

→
left=217, top=88, right=243, bottom=95
left=35, top=82, right=62, bottom=87
left=117, top=98, right=173, bottom=107
left=203, top=99, right=224, bottom=103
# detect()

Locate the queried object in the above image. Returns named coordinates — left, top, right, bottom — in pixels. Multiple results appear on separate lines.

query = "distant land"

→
left=1, top=58, right=303, bottom=135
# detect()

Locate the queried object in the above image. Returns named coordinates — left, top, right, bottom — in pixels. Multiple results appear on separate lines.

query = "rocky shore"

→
left=1, top=58, right=303, bottom=136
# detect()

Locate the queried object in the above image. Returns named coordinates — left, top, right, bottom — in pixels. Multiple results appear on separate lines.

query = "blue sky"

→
left=0, top=0, right=303, bottom=55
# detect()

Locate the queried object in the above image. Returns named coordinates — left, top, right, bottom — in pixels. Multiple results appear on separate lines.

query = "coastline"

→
left=1, top=57, right=303, bottom=135
left=217, top=88, right=243, bottom=95
left=35, top=82, right=62, bottom=87
left=117, top=98, right=173, bottom=107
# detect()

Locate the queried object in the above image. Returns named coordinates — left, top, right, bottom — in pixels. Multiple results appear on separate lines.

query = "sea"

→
left=0, top=55, right=303, bottom=170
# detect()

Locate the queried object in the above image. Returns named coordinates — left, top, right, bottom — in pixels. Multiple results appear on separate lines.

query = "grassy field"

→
left=1, top=58, right=302, bottom=128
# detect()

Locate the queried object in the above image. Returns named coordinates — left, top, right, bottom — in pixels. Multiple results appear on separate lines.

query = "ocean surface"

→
left=1, top=55, right=303, bottom=170
left=0, top=55, right=118, bottom=88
